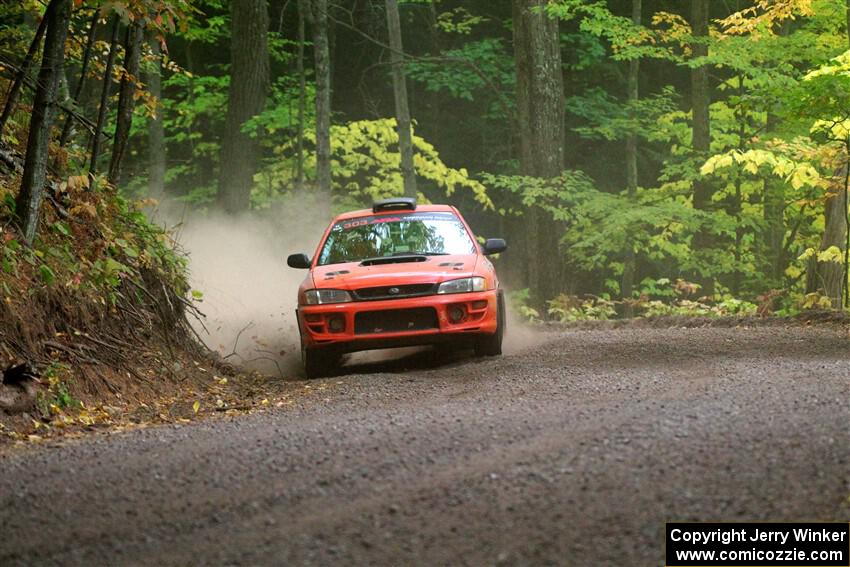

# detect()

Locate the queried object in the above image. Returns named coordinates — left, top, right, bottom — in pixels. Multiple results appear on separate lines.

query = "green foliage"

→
left=702, top=148, right=824, bottom=191
left=157, top=72, right=228, bottom=201
left=244, top=76, right=316, bottom=138
left=508, top=288, right=541, bottom=323
left=262, top=118, right=492, bottom=209
left=435, top=7, right=486, bottom=35
left=36, top=363, right=80, bottom=415
left=800, top=291, right=834, bottom=310
left=567, top=87, right=678, bottom=141
left=482, top=171, right=701, bottom=278
left=405, top=38, right=514, bottom=106
left=38, top=265, right=55, bottom=285
left=57, top=0, right=850, bottom=319
left=547, top=294, right=617, bottom=322
left=631, top=278, right=758, bottom=317
left=545, top=0, right=671, bottom=61
left=178, top=0, right=228, bottom=43
left=638, top=297, right=758, bottom=318
left=0, top=174, right=189, bottom=308
left=791, top=49, right=850, bottom=140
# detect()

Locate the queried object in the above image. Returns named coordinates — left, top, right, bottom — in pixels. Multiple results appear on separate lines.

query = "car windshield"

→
left=317, top=211, right=476, bottom=266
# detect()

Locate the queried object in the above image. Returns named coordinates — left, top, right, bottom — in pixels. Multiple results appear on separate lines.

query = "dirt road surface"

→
left=1, top=326, right=848, bottom=566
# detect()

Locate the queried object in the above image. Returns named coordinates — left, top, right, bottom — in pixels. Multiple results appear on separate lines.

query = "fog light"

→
left=328, top=315, right=345, bottom=332
left=471, top=300, right=488, bottom=310
left=448, top=305, right=466, bottom=323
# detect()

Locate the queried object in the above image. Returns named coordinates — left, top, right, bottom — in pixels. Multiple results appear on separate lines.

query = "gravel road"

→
left=1, top=326, right=848, bottom=566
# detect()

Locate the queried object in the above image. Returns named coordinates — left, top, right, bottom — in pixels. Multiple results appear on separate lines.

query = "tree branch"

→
left=322, top=8, right=516, bottom=123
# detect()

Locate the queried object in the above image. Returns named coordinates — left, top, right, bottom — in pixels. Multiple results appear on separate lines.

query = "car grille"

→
left=352, top=283, right=436, bottom=301
left=354, top=307, right=439, bottom=335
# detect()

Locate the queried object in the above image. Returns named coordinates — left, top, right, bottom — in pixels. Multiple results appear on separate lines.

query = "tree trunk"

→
left=763, top=175, right=785, bottom=282
left=146, top=36, right=166, bottom=199
left=385, top=0, right=417, bottom=198
left=762, top=24, right=787, bottom=287
left=108, top=20, right=144, bottom=186
left=690, top=0, right=714, bottom=296
left=218, top=0, right=269, bottom=213
left=0, top=5, right=51, bottom=140
left=58, top=9, right=98, bottom=149
left=426, top=1, right=442, bottom=145
left=841, top=2, right=850, bottom=309
left=15, top=0, right=71, bottom=245
left=302, top=0, right=332, bottom=214
left=806, top=172, right=848, bottom=307
left=295, top=2, right=306, bottom=191
left=89, top=16, right=120, bottom=177
left=621, top=0, right=641, bottom=315
left=512, top=0, right=565, bottom=306
left=806, top=10, right=850, bottom=308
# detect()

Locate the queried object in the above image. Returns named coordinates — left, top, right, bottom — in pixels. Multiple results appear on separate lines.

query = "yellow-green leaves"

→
left=803, top=49, right=850, bottom=81
left=268, top=118, right=493, bottom=209
left=798, top=245, right=845, bottom=264
left=701, top=149, right=824, bottom=190
left=719, top=0, right=815, bottom=37
left=818, top=245, right=844, bottom=264
left=435, top=7, right=485, bottom=35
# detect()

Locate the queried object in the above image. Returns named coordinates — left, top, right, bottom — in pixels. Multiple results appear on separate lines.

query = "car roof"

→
left=333, top=203, right=457, bottom=221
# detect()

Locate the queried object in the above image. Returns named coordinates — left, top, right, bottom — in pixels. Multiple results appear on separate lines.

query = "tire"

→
left=302, top=345, right=339, bottom=379
left=474, top=291, right=505, bottom=357
left=298, top=315, right=339, bottom=378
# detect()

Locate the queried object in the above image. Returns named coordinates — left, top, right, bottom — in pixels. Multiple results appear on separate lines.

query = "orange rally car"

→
left=287, top=198, right=507, bottom=378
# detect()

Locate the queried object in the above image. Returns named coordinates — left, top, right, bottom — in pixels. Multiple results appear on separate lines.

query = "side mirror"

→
left=287, top=253, right=311, bottom=269
left=482, top=238, right=507, bottom=256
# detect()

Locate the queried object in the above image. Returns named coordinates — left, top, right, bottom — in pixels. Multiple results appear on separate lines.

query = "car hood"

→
left=311, top=255, right=478, bottom=290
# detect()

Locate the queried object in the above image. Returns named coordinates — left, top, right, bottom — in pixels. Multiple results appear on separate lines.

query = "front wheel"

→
left=302, top=345, right=339, bottom=379
left=474, top=291, right=505, bottom=357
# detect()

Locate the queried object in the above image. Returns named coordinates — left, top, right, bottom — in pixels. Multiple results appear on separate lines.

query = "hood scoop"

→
left=439, top=262, right=466, bottom=271
left=323, top=269, right=350, bottom=280
left=360, top=255, right=428, bottom=266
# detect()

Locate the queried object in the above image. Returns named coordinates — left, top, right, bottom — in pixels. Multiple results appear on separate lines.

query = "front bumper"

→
left=298, top=289, right=499, bottom=353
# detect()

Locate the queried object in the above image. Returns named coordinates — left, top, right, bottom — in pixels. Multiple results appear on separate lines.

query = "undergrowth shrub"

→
left=0, top=168, right=200, bottom=389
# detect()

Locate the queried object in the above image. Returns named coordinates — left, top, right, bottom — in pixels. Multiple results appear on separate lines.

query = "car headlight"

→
left=437, top=277, right=486, bottom=294
left=304, top=289, right=352, bottom=305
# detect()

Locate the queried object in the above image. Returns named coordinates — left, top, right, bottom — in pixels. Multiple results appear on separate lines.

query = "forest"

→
left=1, top=3, right=849, bottom=559
left=1, top=0, right=850, bottom=331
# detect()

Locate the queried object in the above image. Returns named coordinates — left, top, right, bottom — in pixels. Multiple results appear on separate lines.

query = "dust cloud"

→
left=159, top=197, right=327, bottom=377
left=153, top=198, right=541, bottom=377
left=503, top=302, right=541, bottom=355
